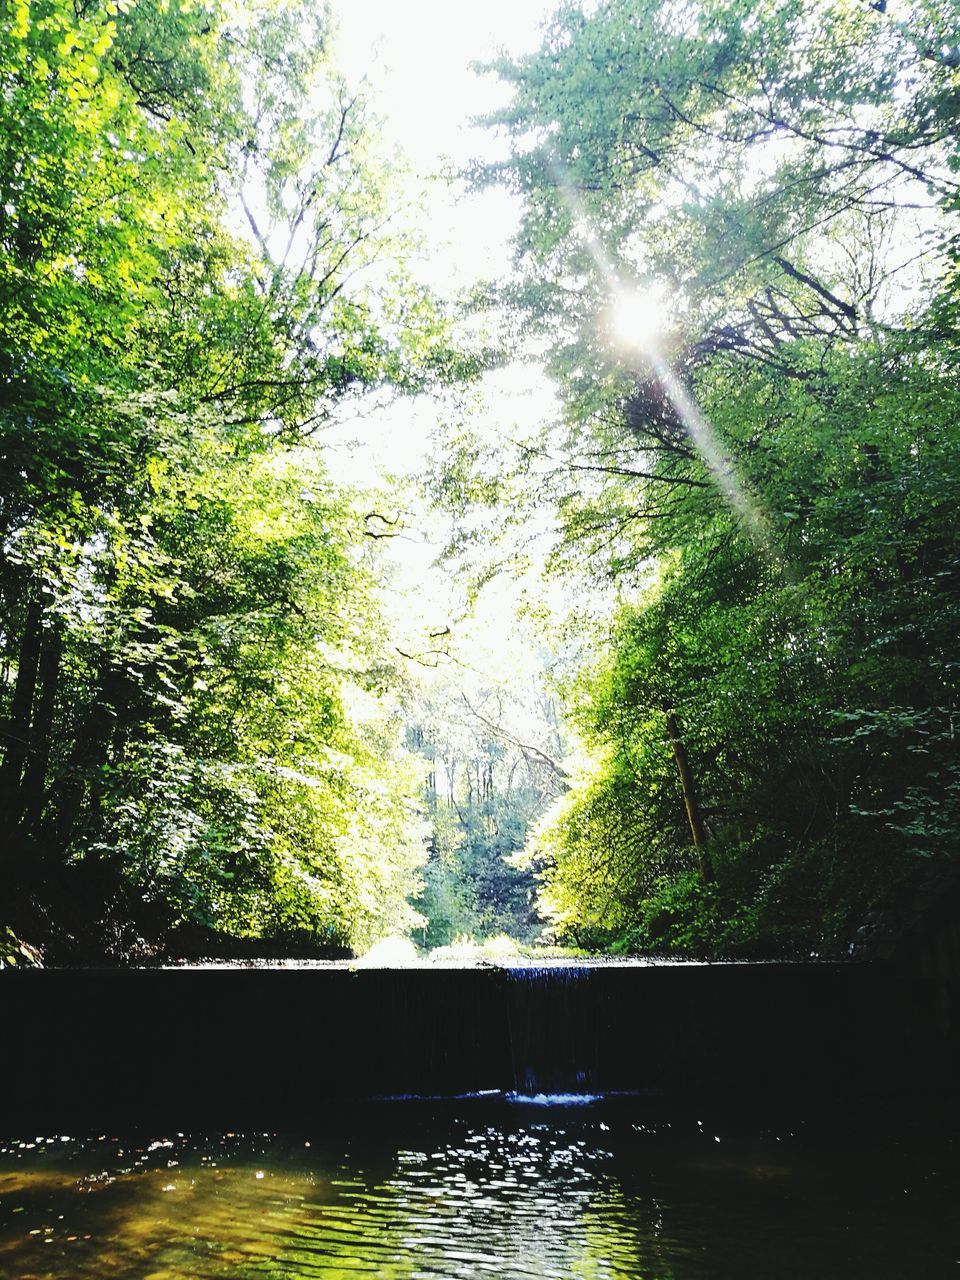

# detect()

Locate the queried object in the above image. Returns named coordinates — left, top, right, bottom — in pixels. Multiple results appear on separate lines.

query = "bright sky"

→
left=321, top=0, right=564, bottom=650
left=335, top=0, right=548, bottom=158
left=329, top=0, right=559, bottom=422
left=334, top=0, right=551, bottom=291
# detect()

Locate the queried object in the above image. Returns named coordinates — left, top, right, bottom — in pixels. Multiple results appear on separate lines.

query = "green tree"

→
left=405, top=638, right=570, bottom=948
left=463, top=0, right=960, bottom=954
left=0, top=0, right=449, bottom=955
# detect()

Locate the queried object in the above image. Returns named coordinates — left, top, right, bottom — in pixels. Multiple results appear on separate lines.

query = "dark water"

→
left=1, top=1096, right=957, bottom=1279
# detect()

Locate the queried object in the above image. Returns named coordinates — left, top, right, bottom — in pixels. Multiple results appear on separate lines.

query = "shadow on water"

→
left=1, top=1096, right=958, bottom=1279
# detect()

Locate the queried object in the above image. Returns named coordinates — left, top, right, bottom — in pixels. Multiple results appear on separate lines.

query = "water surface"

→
left=1, top=1097, right=956, bottom=1278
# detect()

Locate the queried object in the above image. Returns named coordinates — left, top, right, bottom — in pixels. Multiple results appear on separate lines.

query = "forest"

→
left=1, top=0, right=958, bottom=963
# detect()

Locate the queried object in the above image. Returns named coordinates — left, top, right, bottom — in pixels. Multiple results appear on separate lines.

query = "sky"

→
left=321, top=0, right=565, bottom=652
left=334, top=0, right=548, bottom=159
left=334, top=0, right=551, bottom=279
left=328, top=0, right=559, bottom=455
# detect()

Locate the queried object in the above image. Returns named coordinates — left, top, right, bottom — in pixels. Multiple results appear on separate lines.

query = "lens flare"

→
left=611, top=285, right=667, bottom=352
left=548, top=160, right=778, bottom=561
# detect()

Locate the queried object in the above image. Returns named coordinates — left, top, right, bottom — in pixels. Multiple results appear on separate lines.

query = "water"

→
left=1, top=1096, right=957, bottom=1279
left=505, top=966, right=599, bottom=1095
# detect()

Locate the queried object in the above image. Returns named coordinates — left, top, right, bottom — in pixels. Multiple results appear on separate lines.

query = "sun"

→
left=610, top=284, right=668, bottom=351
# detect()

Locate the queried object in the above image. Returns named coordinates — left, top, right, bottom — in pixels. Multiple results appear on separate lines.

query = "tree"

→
left=0, top=0, right=449, bottom=955
left=459, top=0, right=960, bottom=954
left=404, top=626, right=571, bottom=948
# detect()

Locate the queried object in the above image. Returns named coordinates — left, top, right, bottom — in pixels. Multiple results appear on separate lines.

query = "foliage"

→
left=0, top=924, right=42, bottom=968
left=406, top=637, right=570, bottom=948
left=470, top=0, right=960, bottom=955
left=0, top=0, right=449, bottom=955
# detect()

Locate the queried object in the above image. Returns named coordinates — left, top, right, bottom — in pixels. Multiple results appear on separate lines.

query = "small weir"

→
left=505, top=966, right=598, bottom=1096
left=3, top=958, right=957, bottom=1127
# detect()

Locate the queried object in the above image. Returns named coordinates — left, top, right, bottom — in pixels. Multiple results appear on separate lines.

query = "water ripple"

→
left=0, top=1102, right=957, bottom=1279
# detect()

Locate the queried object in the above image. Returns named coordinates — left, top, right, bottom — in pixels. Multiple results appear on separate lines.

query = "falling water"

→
left=505, top=966, right=599, bottom=1098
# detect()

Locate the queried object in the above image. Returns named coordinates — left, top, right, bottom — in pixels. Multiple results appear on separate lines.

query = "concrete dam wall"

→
left=2, top=961, right=957, bottom=1129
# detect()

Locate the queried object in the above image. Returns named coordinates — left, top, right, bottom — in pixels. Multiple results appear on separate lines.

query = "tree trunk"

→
left=18, top=623, right=63, bottom=833
left=663, top=706, right=712, bottom=883
left=45, top=664, right=127, bottom=857
left=0, top=594, right=43, bottom=812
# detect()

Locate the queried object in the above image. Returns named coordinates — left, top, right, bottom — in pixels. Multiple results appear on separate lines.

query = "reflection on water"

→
left=0, top=1098, right=957, bottom=1279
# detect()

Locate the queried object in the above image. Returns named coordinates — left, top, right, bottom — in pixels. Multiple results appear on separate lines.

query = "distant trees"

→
left=408, top=660, right=569, bottom=947
left=0, top=0, right=448, bottom=954
left=454, top=0, right=960, bottom=953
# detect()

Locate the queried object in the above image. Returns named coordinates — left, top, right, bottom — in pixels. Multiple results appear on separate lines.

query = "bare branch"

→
left=459, top=693, right=569, bottom=783
left=773, top=255, right=858, bottom=325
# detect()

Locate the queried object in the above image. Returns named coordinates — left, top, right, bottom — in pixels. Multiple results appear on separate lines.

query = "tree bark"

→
left=18, top=623, right=63, bottom=832
left=44, top=664, right=127, bottom=857
left=0, top=594, right=43, bottom=810
left=663, top=706, right=713, bottom=883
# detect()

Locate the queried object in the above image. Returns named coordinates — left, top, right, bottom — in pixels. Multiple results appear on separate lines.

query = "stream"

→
left=1, top=1095, right=957, bottom=1279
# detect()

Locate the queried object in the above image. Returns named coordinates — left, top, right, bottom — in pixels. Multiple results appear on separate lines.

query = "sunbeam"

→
left=549, top=163, right=778, bottom=559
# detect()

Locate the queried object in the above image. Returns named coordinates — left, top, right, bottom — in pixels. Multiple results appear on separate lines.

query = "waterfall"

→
left=504, top=966, right=598, bottom=1096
